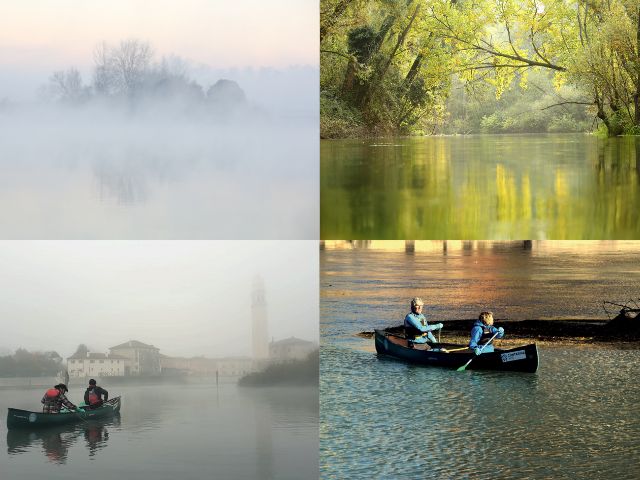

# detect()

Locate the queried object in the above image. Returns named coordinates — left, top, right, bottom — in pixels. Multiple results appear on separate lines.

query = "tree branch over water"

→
left=540, top=101, right=594, bottom=111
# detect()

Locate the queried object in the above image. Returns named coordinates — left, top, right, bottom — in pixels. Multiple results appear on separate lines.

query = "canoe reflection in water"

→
left=6, top=415, right=120, bottom=464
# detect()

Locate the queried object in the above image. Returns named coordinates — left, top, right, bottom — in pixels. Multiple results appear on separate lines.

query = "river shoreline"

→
left=358, top=317, right=640, bottom=349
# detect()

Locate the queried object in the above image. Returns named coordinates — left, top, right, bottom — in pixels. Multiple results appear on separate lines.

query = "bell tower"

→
left=251, top=275, right=269, bottom=358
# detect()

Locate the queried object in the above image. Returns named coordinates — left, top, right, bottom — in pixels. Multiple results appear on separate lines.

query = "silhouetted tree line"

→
left=40, top=39, right=247, bottom=116
left=0, top=348, right=63, bottom=377
left=238, top=349, right=319, bottom=387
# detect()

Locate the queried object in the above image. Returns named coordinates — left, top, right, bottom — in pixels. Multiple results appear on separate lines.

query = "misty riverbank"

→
left=1, top=356, right=322, bottom=390
left=0, top=374, right=244, bottom=390
left=238, top=351, right=319, bottom=387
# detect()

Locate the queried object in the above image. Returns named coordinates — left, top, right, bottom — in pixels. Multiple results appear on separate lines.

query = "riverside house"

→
left=67, top=352, right=127, bottom=378
left=67, top=340, right=161, bottom=377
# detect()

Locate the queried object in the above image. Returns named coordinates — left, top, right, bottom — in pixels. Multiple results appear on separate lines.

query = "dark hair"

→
left=55, top=383, right=68, bottom=392
left=89, top=379, right=96, bottom=385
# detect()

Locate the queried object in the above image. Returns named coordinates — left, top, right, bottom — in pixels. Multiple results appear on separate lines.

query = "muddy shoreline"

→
left=358, top=317, right=640, bottom=349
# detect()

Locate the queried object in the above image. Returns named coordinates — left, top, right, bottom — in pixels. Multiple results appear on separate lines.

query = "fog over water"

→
left=0, top=107, right=318, bottom=238
left=0, top=241, right=319, bottom=359
left=0, top=0, right=319, bottom=238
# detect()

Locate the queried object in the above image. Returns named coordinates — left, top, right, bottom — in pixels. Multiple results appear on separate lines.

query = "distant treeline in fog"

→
left=14, top=39, right=249, bottom=117
left=0, top=349, right=63, bottom=377
left=238, top=350, right=319, bottom=387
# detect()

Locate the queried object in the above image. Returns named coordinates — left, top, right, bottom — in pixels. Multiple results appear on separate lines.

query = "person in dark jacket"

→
left=469, top=311, right=505, bottom=355
left=404, top=297, right=443, bottom=348
left=84, top=379, right=108, bottom=409
left=41, top=384, right=78, bottom=413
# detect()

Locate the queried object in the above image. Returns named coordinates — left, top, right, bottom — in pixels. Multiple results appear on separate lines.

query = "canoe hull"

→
left=374, top=330, right=538, bottom=373
left=7, top=396, right=121, bottom=430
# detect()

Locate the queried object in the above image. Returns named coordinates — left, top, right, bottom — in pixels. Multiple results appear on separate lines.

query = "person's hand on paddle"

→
left=434, top=323, right=443, bottom=330
left=497, top=327, right=505, bottom=336
left=474, top=347, right=482, bottom=356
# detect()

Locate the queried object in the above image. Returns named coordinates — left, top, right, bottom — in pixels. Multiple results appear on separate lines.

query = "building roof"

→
left=269, top=337, right=316, bottom=347
left=67, top=352, right=127, bottom=360
left=109, top=340, right=159, bottom=351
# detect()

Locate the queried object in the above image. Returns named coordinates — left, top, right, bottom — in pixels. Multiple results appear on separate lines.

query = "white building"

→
left=67, top=352, right=127, bottom=378
left=109, top=340, right=161, bottom=376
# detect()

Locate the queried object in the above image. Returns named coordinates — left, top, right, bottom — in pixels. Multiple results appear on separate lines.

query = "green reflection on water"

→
left=321, top=134, right=640, bottom=239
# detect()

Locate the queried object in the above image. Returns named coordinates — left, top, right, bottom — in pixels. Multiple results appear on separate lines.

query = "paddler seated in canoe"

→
left=84, top=378, right=109, bottom=409
left=41, top=383, right=81, bottom=414
left=469, top=311, right=505, bottom=355
left=404, top=297, right=443, bottom=349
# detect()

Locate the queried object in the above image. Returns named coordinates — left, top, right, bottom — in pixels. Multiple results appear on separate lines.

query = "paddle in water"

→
left=66, top=406, right=90, bottom=423
left=456, top=331, right=500, bottom=372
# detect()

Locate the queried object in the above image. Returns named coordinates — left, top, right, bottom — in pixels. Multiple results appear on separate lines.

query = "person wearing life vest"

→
left=404, top=297, right=443, bottom=348
left=469, top=311, right=505, bottom=355
left=41, top=383, right=79, bottom=413
left=84, top=379, right=108, bottom=409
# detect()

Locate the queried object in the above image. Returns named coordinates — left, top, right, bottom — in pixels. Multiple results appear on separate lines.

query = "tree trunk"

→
left=403, top=53, right=423, bottom=87
left=341, top=58, right=358, bottom=95
left=596, top=91, right=623, bottom=136
left=360, top=5, right=420, bottom=109
left=320, top=0, right=354, bottom=43
left=350, top=15, right=397, bottom=105
left=635, top=6, right=640, bottom=125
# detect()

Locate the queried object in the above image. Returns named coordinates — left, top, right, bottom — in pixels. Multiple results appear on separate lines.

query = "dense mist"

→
left=0, top=241, right=319, bottom=359
left=0, top=39, right=319, bottom=239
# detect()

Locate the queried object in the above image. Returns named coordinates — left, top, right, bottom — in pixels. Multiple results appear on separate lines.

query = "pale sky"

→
left=0, top=241, right=319, bottom=359
left=0, top=0, right=319, bottom=101
left=0, top=0, right=318, bottom=69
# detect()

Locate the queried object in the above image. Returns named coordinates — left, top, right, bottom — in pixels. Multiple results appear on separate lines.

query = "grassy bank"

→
left=238, top=350, right=319, bottom=387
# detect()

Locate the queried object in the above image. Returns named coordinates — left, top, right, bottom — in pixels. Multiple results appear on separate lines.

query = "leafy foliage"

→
left=321, top=0, right=640, bottom=137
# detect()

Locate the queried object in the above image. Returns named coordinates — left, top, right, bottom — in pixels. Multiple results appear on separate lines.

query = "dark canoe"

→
left=374, top=330, right=539, bottom=373
left=6, top=396, right=121, bottom=430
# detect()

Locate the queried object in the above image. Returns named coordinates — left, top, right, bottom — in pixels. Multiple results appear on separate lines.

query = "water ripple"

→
left=321, top=345, right=640, bottom=479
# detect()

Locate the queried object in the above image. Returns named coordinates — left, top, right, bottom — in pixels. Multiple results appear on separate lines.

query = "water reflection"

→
left=6, top=416, right=118, bottom=464
left=1, top=384, right=318, bottom=480
left=321, top=344, right=640, bottom=478
left=240, top=387, right=319, bottom=479
left=0, top=118, right=318, bottom=239
left=321, top=241, right=640, bottom=339
left=94, top=162, right=149, bottom=205
left=321, top=134, right=640, bottom=239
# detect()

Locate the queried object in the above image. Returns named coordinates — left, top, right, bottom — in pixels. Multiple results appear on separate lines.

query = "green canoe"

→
left=6, top=396, right=121, bottom=430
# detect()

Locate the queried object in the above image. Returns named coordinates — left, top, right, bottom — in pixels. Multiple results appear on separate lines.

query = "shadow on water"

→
left=6, top=414, right=120, bottom=464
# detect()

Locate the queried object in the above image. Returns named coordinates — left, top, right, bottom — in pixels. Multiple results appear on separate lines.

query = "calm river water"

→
left=320, top=242, right=640, bottom=478
left=1, top=383, right=318, bottom=479
left=321, top=134, right=640, bottom=239
left=0, top=116, right=318, bottom=239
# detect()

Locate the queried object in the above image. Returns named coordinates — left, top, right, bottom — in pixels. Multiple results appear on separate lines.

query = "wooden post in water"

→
left=523, top=240, right=532, bottom=250
left=405, top=240, right=415, bottom=253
